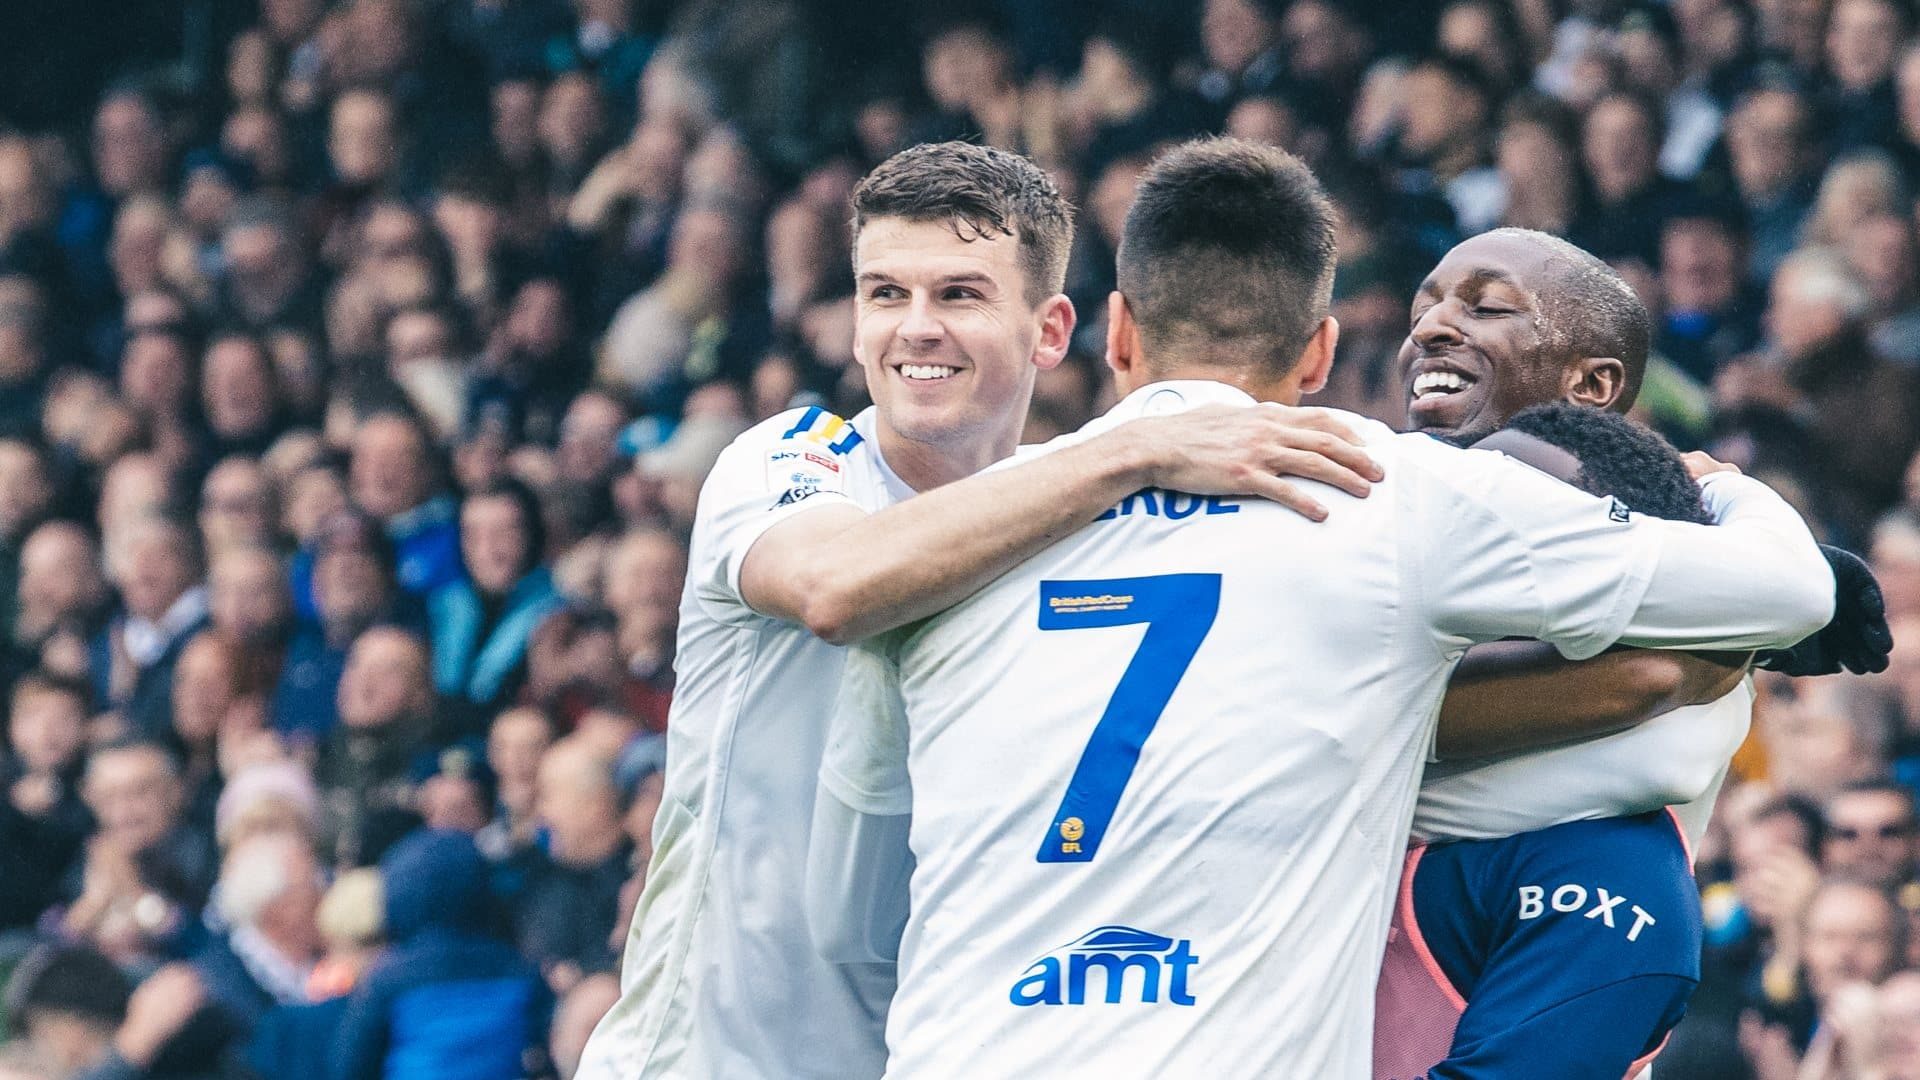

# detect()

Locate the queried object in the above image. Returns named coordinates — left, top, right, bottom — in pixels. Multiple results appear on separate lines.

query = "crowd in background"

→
left=0, top=0, right=1916, bottom=1077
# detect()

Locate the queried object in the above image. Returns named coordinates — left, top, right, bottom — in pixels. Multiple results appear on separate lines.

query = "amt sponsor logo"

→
left=1009, top=926, right=1198, bottom=1007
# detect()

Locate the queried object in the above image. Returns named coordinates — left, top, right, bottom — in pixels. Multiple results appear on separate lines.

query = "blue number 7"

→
left=1035, top=574, right=1221, bottom=863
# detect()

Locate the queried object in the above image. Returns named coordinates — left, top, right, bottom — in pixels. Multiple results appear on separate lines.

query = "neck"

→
left=874, top=419, right=1020, bottom=493
left=1132, top=364, right=1297, bottom=405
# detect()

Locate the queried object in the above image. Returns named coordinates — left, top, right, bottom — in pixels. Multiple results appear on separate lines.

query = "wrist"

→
left=1108, top=419, right=1169, bottom=490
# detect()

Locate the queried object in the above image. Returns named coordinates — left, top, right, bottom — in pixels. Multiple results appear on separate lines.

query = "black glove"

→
left=1756, top=544, right=1893, bottom=676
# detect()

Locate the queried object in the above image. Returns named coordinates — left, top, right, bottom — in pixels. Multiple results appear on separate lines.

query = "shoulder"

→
left=738, top=405, right=871, bottom=456
left=707, top=405, right=874, bottom=487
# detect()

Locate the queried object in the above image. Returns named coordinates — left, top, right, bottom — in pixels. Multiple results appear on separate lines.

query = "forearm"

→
left=1616, top=474, right=1833, bottom=651
left=784, top=433, right=1154, bottom=644
left=1438, top=644, right=1748, bottom=759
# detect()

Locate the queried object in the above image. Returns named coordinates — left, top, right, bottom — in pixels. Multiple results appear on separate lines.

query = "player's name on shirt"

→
left=1094, top=488, right=1243, bottom=522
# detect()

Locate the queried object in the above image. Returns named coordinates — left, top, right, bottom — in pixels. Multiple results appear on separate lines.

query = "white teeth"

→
left=1413, top=371, right=1473, bottom=400
left=900, top=364, right=958, bottom=381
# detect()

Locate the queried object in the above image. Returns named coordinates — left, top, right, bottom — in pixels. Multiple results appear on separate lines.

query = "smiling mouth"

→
left=1411, top=369, right=1477, bottom=403
left=898, top=363, right=960, bottom=382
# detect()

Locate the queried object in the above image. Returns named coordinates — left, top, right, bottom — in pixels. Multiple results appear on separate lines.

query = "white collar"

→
left=1107, top=380, right=1259, bottom=419
left=123, top=586, right=208, bottom=667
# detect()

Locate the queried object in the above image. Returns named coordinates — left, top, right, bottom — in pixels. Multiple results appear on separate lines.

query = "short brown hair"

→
left=1116, top=138, right=1337, bottom=377
left=851, top=141, right=1074, bottom=307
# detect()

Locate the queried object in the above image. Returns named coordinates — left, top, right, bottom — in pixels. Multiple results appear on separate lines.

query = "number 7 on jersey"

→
left=1035, top=574, right=1221, bottom=863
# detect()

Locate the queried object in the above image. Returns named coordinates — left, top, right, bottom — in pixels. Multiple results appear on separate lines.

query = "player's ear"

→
left=1106, top=291, right=1143, bottom=385
left=1292, top=316, right=1340, bottom=395
left=1565, top=357, right=1627, bottom=411
left=1031, top=293, right=1076, bottom=372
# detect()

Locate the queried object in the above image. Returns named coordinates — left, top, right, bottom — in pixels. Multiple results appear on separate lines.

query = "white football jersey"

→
left=821, top=380, right=1826, bottom=1079
left=1412, top=681, right=1755, bottom=852
left=579, top=405, right=905, bottom=1079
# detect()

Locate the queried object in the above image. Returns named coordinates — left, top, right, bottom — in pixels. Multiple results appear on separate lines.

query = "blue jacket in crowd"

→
left=329, top=829, right=549, bottom=1080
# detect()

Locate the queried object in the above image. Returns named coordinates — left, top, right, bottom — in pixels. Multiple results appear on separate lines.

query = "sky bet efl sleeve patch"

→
left=765, top=441, right=847, bottom=495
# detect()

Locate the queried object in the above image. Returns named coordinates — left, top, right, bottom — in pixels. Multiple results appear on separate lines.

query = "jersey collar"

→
left=1108, top=380, right=1259, bottom=420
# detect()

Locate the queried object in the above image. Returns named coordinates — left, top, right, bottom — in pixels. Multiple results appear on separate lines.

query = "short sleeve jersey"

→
left=1413, top=681, right=1755, bottom=850
left=579, top=405, right=908, bottom=1080
left=822, top=381, right=1691, bottom=1078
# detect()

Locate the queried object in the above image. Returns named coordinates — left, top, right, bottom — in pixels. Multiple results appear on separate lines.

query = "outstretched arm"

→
left=1422, top=454, right=1832, bottom=660
left=1437, top=643, right=1749, bottom=759
left=744, top=404, right=1383, bottom=644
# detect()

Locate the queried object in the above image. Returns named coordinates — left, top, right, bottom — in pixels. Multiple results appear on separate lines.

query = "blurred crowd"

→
left=0, top=0, right=1917, bottom=1077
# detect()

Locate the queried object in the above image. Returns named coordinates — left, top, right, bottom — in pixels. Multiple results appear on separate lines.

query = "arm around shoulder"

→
left=1437, top=643, right=1744, bottom=759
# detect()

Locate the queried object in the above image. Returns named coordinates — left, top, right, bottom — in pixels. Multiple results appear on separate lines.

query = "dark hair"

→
left=4, top=943, right=131, bottom=1028
left=851, top=141, right=1074, bottom=306
left=461, top=477, right=547, bottom=583
left=1502, top=404, right=1711, bottom=524
left=1751, top=793, right=1827, bottom=854
left=313, top=507, right=397, bottom=572
left=89, top=736, right=184, bottom=776
left=1413, top=53, right=1497, bottom=113
left=1500, top=91, right=1581, bottom=150
left=1588, top=88, right=1670, bottom=157
left=1116, top=137, right=1337, bottom=377
left=1827, top=779, right=1919, bottom=822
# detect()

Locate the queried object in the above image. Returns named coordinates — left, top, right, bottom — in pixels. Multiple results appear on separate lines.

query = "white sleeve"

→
left=818, top=634, right=913, bottom=816
left=690, top=411, right=867, bottom=625
left=1409, top=443, right=1833, bottom=659
left=808, top=635, right=914, bottom=964
left=1613, top=472, right=1834, bottom=649
left=806, top=792, right=913, bottom=963
left=1412, top=681, right=1754, bottom=843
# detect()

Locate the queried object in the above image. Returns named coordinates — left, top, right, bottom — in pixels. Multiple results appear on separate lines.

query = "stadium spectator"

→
left=331, top=828, right=548, bottom=1080
left=195, top=829, right=324, bottom=1032
left=2, top=944, right=132, bottom=1077
left=1724, top=85, right=1822, bottom=281
left=1571, top=90, right=1691, bottom=262
left=91, top=516, right=207, bottom=739
left=344, top=412, right=461, bottom=599
left=206, top=545, right=292, bottom=694
left=479, top=706, right=554, bottom=862
left=1657, top=210, right=1764, bottom=384
left=549, top=972, right=621, bottom=1080
left=1729, top=249, right=1920, bottom=539
left=60, top=740, right=216, bottom=965
left=272, top=510, right=405, bottom=744
left=514, top=738, right=628, bottom=990
left=428, top=479, right=561, bottom=719
left=315, top=627, right=433, bottom=868
left=1823, top=781, right=1920, bottom=890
